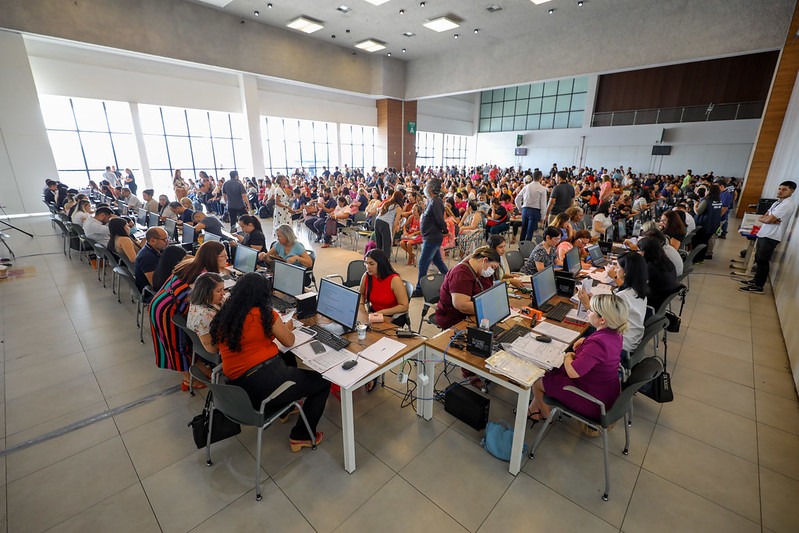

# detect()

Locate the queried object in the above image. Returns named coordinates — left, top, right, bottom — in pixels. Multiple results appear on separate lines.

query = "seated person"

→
left=399, top=204, right=422, bottom=266
left=141, top=189, right=159, bottom=213
left=555, top=229, right=592, bottom=269
left=108, top=217, right=143, bottom=263
left=259, top=224, right=313, bottom=268
left=168, top=201, right=194, bottom=226
left=637, top=235, right=679, bottom=311
left=456, top=201, right=484, bottom=259
left=521, top=226, right=562, bottom=275
left=359, top=249, right=410, bottom=327
left=71, top=199, right=93, bottom=226
left=434, top=246, right=501, bottom=329
left=211, top=272, right=329, bottom=452
left=191, top=211, right=225, bottom=239
left=591, top=201, right=613, bottom=239
left=322, top=196, right=352, bottom=248
left=528, top=293, right=629, bottom=431
left=659, top=210, right=686, bottom=250
left=151, top=244, right=187, bottom=293
left=157, top=195, right=177, bottom=220
left=82, top=206, right=114, bottom=246
left=487, top=235, right=523, bottom=289
left=626, top=226, right=683, bottom=276
left=187, top=271, right=225, bottom=358
left=484, top=197, right=509, bottom=238
left=230, top=215, right=266, bottom=252
left=134, top=227, right=169, bottom=292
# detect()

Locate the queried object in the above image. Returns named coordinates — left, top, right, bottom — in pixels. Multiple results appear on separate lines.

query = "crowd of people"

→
left=50, top=159, right=796, bottom=447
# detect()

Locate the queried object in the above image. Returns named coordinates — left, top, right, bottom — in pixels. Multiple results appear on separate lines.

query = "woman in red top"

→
left=211, top=273, right=329, bottom=452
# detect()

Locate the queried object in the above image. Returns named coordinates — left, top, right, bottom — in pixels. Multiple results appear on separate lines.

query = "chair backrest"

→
left=420, top=273, right=444, bottom=304
left=681, top=228, right=697, bottom=251
left=94, top=242, right=119, bottom=266
left=505, top=250, right=524, bottom=273
left=352, top=211, right=367, bottom=224
left=403, top=280, right=414, bottom=301
left=628, top=315, right=668, bottom=368
left=172, top=313, right=221, bottom=366
left=121, top=255, right=135, bottom=275
left=207, top=381, right=264, bottom=427
left=654, top=283, right=686, bottom=318
left=685, top=243, right=706, bottom=267
left=519, top=241, right=535, bottom=258
left=604, top=357, right=663, bottom=426
left=345, top=260, right=367, bottom=287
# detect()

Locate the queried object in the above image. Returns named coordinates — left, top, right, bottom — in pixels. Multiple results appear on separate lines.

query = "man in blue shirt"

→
left=718, top=178, right=735, bottom=239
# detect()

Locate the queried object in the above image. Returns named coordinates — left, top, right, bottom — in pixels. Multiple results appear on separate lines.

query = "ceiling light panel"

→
left=192, top=0, right=234, bottom=7
left=287, top=16, right=325, bottom=34
left=530, top=0, right=553, bottom=4
left=423, top=16, right=460, bottom=32
left=337, top=5, right=352, bottom=14
left=355, top=39, right=387, bottom=52
left=363, top=0, right=391, bottom=5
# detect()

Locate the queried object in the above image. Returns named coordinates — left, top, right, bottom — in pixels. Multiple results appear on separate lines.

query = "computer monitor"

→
left=563, top=246, right=581, bottom=274
left=316, top=278, right=361, bottom=332
left=617, top=220, right=627, bottom=241
left=272, top=259, right=306, bottom=297
left=204, top=232, right=222, bottom=242
left=181, top=224, right=195, bottom=244
left=532, top=266, right=558, bottom=309
left=586, top=244, right=605, bottom=264
left=148, top=212, right=160, bottom=228
left=136, top=208, right=147, bottom=226
left=163, top=218, right=177, bottom=240
left=232, top=245, right=258, bottom=274
left=473, top=282, right=510, bottom=329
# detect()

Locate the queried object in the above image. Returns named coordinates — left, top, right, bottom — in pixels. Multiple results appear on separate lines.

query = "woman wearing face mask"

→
left=434, top=246, right=502, bottom=329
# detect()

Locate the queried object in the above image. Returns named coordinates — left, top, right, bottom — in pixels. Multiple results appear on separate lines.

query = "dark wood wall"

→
left=595, top=51, right=779, bottom=112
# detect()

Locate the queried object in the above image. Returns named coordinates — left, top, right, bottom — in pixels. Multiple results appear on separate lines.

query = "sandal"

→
left=527, top=410, right=547, bottom=428
left=289, top=431, right=324, bottom=453
left=181, top=379, right=206, bottom=392
left=579, top=422, right=600, bottom=437
left=365, top=378, right=378, bottom=393
left=279, top=406, right=300, bottom=423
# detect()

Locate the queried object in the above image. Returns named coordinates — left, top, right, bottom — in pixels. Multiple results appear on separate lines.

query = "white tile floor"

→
left=1, top=216, right=798, bottom=532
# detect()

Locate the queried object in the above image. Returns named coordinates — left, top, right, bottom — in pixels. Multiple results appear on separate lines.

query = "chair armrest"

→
left=324, top=274, right=345, bottom=285
left=211, top=363, right=224, bottom=383
left=259, top=381, right=296, bottom=413
left=562, top=386, right=607, bottom=416
left=143, top=285, right=155, bottom=297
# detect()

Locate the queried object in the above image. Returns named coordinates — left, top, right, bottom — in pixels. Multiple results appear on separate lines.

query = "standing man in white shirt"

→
left=102, top=166, right=118, bottom=186
left=515, top=170, right=548, bottom=242
left=740, top=180, right=797, bottom=294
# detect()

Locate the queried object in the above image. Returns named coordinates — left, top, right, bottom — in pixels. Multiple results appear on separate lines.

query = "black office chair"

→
left=324, top=259, right=366, bottom=288
left=418, top=273, right=444, bottom=333
left=528, top=357, right=663, bottom=501
left=505, top=250, right=524, bottom=273
left=518, top=240, right=536, bottom=258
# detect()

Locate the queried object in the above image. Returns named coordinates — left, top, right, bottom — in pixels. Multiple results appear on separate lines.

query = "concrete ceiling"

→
left=185, top=0, right=606, bottom=61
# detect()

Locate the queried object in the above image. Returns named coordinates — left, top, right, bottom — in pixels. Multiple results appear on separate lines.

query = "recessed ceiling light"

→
left=287, top=15, right=325, bottom=33
left=486, top=4, right=503, bottom=13
left=402, top=31, right=416, bottom=37
left=267, top=3, right=272, bottom=8
left=530, top=0, right=553, bottom=5
left=399, top=9, right=405, bottom=14
left=337, top=5, right=352, bottom=14
left=363, top=0, right=391, bottom=5
left=453, top=34, right=459, bottom=39
left=420, top=2, right=426, bottom=6
left=355, top=38, right=387, bottom=52
left=387, top=52, right=391, bottom=56
left=254, top=10, right=259, bottom=16
left=577, top=0, right=584, bottom=5
left=473, top=28, right=479, bottom=33
left=423, top=16, right=460, bottom=32
left=548, top=8, right=554, bottom=14
left=402, top=48, right=406, bottom=53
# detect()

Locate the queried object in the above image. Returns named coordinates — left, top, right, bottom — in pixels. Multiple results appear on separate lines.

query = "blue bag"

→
left=480, top=420, right=528, bottom=462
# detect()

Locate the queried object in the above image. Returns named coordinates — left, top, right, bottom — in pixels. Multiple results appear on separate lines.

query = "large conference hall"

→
left=1, top=0, right=799, bottom=531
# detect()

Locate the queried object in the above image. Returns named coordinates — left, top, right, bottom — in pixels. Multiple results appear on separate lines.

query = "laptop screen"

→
left=204, top=232, right=222, bottom=242
left=148, top=212, right=160, bottom=228
left=473, top=282, right=510, bottom=329
left=563, top=246, right=581, bottom=274
left=181, top=224, right=194, bottom=244
left=617, top=220, right=627, bottom=241
left=136, top=208, right=147, bottom=226
left=587, top=244, right=605, bottom=263
left=532, top=266, right=558, bottom=308
left=163, top=218, right=177, bottom=240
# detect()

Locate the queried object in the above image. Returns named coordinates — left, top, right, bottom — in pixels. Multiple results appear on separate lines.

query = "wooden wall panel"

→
left=595, top=51, right=779, bottom=112
left=376, top=98, right=417, bottom=171
left=738, top=4, right=799, bottom=216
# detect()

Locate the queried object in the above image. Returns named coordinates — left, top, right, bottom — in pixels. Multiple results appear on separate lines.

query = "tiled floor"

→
left=1, top=216, right=798, bottom=532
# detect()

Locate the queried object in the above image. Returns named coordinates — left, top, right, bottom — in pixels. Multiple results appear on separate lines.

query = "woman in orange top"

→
left=211, top=273, right=329, bottom=452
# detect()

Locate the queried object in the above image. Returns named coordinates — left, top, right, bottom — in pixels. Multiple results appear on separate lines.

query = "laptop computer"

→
left=586, top=244, right=609, bottom=267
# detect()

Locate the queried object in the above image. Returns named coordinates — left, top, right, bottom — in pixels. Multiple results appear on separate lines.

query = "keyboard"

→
left=493, top=324, right=531, bottom=347
left=271, top=296, right=296, bottom=314
left=538, top=301, right=573, bottom=322
left=308, top=324, right=351, bottom=351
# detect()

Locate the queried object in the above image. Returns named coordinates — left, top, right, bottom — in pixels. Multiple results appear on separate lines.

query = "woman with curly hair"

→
left=149, top=241, right=227, bottom=390
left=211, top=273, right=329, bottom=452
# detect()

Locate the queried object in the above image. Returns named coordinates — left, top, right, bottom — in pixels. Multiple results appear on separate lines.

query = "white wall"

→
left=417, top=95, right=477, bottom=137
left=475, top=120, right=760, bottom=177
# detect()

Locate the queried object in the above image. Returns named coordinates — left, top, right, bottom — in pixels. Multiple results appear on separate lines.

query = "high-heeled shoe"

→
left=289, top=431, right=324, bottom=452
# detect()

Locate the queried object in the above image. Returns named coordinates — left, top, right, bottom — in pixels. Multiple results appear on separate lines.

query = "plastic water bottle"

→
left=633, top=218, right=642, bottom=237
left=480, top=318, right=490, bottom=331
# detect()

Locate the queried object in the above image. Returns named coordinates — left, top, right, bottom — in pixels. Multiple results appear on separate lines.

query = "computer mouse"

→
left=341, top=359, right=358, bottom=370
left=535, top=335, right=552, bottom=343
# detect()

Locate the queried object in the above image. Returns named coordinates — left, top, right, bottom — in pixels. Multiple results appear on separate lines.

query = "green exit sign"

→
left=407, top=121, right=417, bottom=134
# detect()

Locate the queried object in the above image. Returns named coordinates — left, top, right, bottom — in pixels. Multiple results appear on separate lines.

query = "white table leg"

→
left=417, top=348, right=436, bottom=420
left=509, top=387, right=532, bottom=476
left=341, top=387, right=356, bottom=473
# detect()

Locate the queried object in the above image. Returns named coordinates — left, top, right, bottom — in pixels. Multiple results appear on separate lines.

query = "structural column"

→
left=376, top=99, right=417, bottom=171
left=738, top=0, right=799, bottom=216
left=238, top=73, right=264, bottom=179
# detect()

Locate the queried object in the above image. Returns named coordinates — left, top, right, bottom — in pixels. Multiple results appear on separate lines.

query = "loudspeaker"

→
left=295, top=291, right=317, bottom=319
left=444, top=384, right=490, bottom=431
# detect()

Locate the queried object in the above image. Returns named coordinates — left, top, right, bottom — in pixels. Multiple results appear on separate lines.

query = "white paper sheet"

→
left=485, top=350, right=546, bottom=387
left=532, top=321, right=582, bottom=344
left=505, top=335, right=568, bottom=370
left=358, top=336, right=406, bottom=365
left=323, top=357, right=379, bottom=388
left=275, top=326, right=316, bottom=354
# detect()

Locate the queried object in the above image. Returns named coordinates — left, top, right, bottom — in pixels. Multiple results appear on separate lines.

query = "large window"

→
left=39, top=95, right=141, bottom=188
left=478, top=76, right=588, bottom=132
left=262, top=117, right=335, bottom=177
left=416, top=132, right=472, bottom=169
left=139, top=104, right=247, bottom=194
left=340, top=124, right=376, bottom=172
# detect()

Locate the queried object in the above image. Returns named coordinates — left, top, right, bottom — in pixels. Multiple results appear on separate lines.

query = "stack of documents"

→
left=532, top=322, right=581, bottom=344
left=485, top=350, right=546, bottom=387
left=503, top=335, right=568, bottom=370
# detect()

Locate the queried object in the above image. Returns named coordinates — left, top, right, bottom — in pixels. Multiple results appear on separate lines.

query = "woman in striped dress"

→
left=149, top=241, right=228, bottom=390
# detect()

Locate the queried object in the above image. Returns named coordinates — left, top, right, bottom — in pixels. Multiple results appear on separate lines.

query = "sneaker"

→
left=705, top=254, right=713, bottom=260
left=739, top=285, right=764, bottom=294
left=737, top=278, right=756, bottom=286
left=411, top=289, right=423, bottom=298
left=321, top=243, right=331, bottom=248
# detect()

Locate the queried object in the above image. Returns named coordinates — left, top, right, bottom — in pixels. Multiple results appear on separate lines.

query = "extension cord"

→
left=418, top=373, right=430, bottom=386
left=397, top=372, right=409, bottom=384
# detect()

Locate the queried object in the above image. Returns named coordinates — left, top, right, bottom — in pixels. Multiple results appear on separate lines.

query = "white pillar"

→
left=238, top=73, right=264, bottom=179
left=583, top=74, right=599, bottom=129
left=0, top=30, right=59, bottom=215
left=129, top=102, right=153, bottom=190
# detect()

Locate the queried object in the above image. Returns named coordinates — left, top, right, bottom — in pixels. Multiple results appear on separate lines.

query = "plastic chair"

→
left=171, top=314, right=221, bottom=396
left=418, top=273, right=444, bottom=333
left=505, top=250, right=524, bottom=273
left=203, top=375, right=316, bottom=501
left=92, top=242, right=119, bottom=288
left=52, top=218, right=70, bottom=256
left=519, top=240, right=536, bottom=258
left=528, top=357, right=663, bottom=501
left=114, top=265, right=155, bottom=343
left=324, top=259, right=366, bottom=288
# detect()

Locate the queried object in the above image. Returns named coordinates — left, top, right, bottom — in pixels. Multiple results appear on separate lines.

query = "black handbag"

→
left=188, top=392, right=241, bottom=449
left=664, top=310, right=681, bottom=333
left=640, top=357, right=674, bottom=403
